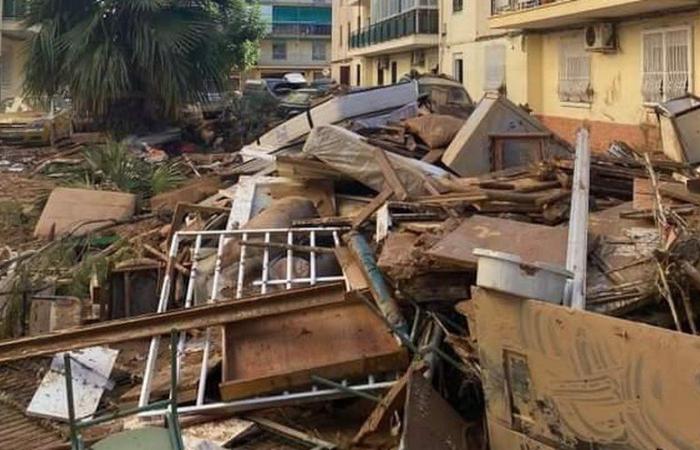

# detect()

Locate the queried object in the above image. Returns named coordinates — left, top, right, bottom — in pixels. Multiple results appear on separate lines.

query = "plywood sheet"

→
left=426, top=215, right=568, bottom=269
left=150, top=176, right=221, bottom=212
left=26, top=346, right=118, bottom=421
left=220, top=297, right=407, bottom=400
left=34, top=188, right=136, bottom=238
left=473, top=286, right=700, bottom=450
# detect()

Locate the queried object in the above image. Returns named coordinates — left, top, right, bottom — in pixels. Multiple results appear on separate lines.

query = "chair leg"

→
left=64, top=353, right=82, bottom=450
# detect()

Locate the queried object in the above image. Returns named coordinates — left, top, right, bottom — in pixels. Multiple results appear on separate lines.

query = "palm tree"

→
left=23, top=0, right=266, bottom=134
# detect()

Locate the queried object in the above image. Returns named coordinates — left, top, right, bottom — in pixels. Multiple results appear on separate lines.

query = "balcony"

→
left=349, top=8, right=438, bottom=57
left=269, top=22, right=331, bottom=38
left=489, top=0, right=700, bottom=30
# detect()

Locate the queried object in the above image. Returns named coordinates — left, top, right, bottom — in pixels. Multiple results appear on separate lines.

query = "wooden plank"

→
left=334, top=247, right=370, bottom=291
left=660, top=182, right=700, bottom=206
left=34, top=188, right=136, bottom=238
left=220, top=298, right=408, bottom=400
left=0, top=283, right=346, bottom=363
left=150, top=176, right=221, bottom=212
left=351, top=188, right=394, bottom=229
left=426, top=215, right=568, bottom=269
left=374, top=148, right=409, bottom=201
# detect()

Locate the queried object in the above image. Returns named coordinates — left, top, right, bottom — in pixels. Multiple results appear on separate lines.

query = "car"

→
left=401, top=73, right=475, bottom=118
left=277, top=88, right=323, bottom=118
left=310, top=78, right=337, bottom=95
left=0, top=97, right=73, bottom=146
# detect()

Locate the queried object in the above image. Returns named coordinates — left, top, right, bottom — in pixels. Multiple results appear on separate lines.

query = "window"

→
left=558, top=34, right=592, bottom=103
left=356, top=64, right=361, bottom=86
left=453, top=54, right=464, bottom=84
left=453, top=0, right=463, bottom=13
left=272, top=41, right=287, bottom=60
left=484, top=44, right=506, bottom=92
left=642, top=28, right=691, bottom=104
left=312, top=41, right=326, bottom=61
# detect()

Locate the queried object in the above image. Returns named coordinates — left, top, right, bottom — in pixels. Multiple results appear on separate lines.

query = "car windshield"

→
left=422, top=85, right=470, bottom=106
left=284, top=91, right=314, bottom=104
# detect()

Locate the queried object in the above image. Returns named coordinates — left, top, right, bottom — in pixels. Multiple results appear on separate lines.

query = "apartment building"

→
left=251, top=0, right=332, bottom=81
left=490, top=0, right=700, bottom=152
left=1, top=0, right=30, bottom=100
left=438, top=0, right=532, bottom=105
left=331, top=0, right=440, bottom=87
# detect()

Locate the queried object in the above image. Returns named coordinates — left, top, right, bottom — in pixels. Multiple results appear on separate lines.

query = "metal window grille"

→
left=484, top=44, right=506, bottom=92
left=643, top=28, right=691, bottom=104
left=558, top=34, right=592, bottom=103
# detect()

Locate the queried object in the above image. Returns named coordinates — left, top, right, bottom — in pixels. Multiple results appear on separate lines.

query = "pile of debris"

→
left=2, top=81, right=700, bottom=449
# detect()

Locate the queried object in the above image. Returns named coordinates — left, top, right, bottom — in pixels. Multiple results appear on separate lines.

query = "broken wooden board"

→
left=632, top=178, right=654, bottom=211
left=150, top=176, right=221, bottom=212
left=472, top=286, right=700, bottom=450
left=26, top=346, right=119, bottom=421
left=34, top=188, right=136, bottom=238
left=220, top=295, right=408, bottom=400
left=426, top=216, right=568, bottom=269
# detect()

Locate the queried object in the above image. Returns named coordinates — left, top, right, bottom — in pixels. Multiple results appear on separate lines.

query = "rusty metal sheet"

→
left=220, top=296, right=408, bottom=400
left=402, top=372, right=470, bottom=450
left=426, top=215, right=568, bottom=269
left=472, top=286, right=700, bottom=450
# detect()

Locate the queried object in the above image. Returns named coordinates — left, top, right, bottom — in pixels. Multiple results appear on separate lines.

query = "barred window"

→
left=558, top=35, right=592, bottom=103
left=642, top=28, right=691, bottom=104
left=484, top=44, right=506, bottom=92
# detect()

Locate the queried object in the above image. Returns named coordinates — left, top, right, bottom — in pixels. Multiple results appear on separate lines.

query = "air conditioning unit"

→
left=411, top=50, right=426, bottom=67
left=584, top=23, right=617, bottom=52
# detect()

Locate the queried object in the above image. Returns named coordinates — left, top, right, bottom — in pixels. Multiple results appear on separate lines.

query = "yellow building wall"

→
left=439, top=0, right=529, bottom=105
left=529, top=11, right=700, bottom=151
left=1, top=36, right=26, bottom=100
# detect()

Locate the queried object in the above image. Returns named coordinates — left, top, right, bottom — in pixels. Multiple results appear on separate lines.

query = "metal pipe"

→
left=345, top=231, right=409, bottom=336
left=310, top=375, right=381, bottom=402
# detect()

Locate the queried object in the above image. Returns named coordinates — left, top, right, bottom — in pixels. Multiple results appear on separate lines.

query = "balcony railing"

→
left=3, top=0, right=27, bottom=19
left=491, top=0, right=557, bottom=15
left=349, top=8, right=438, bottom=49
left=270, top=22, right=332, bottom=37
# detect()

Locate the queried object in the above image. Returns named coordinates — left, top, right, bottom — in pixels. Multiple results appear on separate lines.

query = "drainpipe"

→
left=345, top=231, right=409, bottom=337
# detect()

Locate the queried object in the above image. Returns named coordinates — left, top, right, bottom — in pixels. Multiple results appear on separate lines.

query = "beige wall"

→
left=533, top=13, right=700, bottom=126
left=439, top=0, right=530, bottom=105
left=1, top=35, right=26, bottom=100
left=525, top=11, right=699, bottom=151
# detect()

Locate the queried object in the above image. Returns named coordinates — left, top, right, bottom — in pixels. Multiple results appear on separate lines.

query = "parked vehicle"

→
left=0, top=97, right=73, bottom=146
left=402, top=73, right=475, bottom=118
left=277, top=88, right=323, bottom=118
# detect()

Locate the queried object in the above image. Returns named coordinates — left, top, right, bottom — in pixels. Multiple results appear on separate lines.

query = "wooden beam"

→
left=0, top=283, right=346, bottom=363
left=351, top=188, right=394, bottom=229
left=373, top=148, right=409, bottom=201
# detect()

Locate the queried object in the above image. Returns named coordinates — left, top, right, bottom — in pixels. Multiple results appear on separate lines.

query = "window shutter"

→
left=642, top=32, right=664, bottom=103
left=484, top=44, right=506, bottom=92
left=665, top=29, right=690, bottom=100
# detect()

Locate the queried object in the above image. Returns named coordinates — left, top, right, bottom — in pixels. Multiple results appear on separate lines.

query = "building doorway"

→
left=339, top=65, right=350, bottom=85
left=377, top=65, right=384, bottom=85
left=390, top=61, right=397, bottom=84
